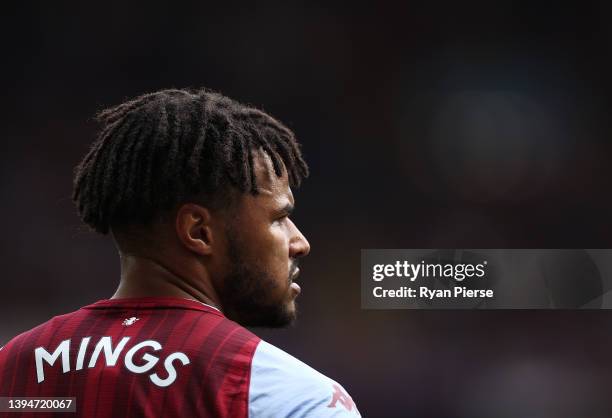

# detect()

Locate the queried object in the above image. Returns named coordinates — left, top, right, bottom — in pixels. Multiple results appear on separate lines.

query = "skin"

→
left=111, top=150, right=311, bottom=327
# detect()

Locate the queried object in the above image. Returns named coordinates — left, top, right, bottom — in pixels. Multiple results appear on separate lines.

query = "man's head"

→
left=72, top=88, right=310, bottom=327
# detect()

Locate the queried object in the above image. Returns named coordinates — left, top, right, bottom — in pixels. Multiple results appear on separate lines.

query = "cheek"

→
left=237, top=219, right=290, bottom=267
left=258, top=228, right=291, bottom=271
left=270, top=226, right=291, bottom=256
left=253, top=222, right=287, bottom=248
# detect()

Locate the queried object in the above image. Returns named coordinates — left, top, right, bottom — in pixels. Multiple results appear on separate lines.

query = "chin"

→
left=229, top=300, right=297, bottom=329
left=283, top=301, right=298, bottom=323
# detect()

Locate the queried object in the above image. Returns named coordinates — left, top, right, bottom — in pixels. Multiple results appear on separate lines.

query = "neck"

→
left=111, top=254, right=222, bottom=311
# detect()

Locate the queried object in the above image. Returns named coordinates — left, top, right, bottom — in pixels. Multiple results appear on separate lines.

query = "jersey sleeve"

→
left=248, top=340, right=360, bottom=418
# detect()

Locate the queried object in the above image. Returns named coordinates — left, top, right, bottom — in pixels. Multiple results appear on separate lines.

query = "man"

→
left=0, top=88, right=360, bottom=417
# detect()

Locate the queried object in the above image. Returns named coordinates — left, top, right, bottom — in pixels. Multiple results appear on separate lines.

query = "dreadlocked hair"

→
left=72, top=88, right=309, bottom=234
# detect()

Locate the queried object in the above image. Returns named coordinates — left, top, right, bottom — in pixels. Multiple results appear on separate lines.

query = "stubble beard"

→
left=218, top=228, right=297, bottom=328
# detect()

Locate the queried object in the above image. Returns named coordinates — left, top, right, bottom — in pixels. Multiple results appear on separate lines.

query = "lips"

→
left=290, top=281, right=301, bottom=294
left=289, top=267, right=301, bottom=295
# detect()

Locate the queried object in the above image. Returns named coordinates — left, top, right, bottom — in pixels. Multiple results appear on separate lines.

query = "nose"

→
left=288, top=219, right=310, bottom=258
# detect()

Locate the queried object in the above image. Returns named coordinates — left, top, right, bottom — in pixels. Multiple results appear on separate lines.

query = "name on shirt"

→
left=34, top=337, right=190, bottom=387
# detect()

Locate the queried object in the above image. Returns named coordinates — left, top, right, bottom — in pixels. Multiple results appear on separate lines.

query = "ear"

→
left=175, top=203, right=215, bottom=256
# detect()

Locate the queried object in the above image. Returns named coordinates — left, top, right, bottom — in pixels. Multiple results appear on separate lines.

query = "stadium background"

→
left=2, top=2, right=612, bottom=417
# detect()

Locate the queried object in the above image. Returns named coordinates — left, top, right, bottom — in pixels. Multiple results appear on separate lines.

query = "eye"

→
left=272, top=204, right=294, bottom=225
left=275, top=214, right=288, bottom=223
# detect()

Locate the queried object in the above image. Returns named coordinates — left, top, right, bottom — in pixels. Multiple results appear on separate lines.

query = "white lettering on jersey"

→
left=75, top=337, right=91, bottom=370
left=88, top=336, right=130, bottom=368
left=35, top=339, right=71, bottom=383
left=34, top=337, right=190, bottom=387
left=125, top=340, right=162, bottom=374
left=149, top=352, right=190, bottom=387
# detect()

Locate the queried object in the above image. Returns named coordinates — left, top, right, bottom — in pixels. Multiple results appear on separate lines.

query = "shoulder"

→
left=0, top=311, right=77, bottom=358
left=0, top=312, right=73, bottom=378
left=248, top=340, right=360, bottom=418
left=1, top=311, right=70, bottom=349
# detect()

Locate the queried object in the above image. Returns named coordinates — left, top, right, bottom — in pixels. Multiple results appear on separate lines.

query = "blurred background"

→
left=2, top=2, right=612, bottom=417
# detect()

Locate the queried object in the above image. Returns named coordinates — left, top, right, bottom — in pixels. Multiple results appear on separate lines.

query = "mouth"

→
left=290, top=281, right=301, bottom=295
left=289, top=267, right=301, bottom=295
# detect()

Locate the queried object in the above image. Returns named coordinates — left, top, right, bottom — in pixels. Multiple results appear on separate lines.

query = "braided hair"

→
left=72, top=88, right=309, bottom=234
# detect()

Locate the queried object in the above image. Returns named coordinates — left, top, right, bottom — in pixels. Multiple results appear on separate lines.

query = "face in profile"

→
left=217, top=152, right=311, bottom=327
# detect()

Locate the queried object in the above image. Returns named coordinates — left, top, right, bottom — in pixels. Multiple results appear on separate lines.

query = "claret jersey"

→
left=0, top=297, right=360, bottom=417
